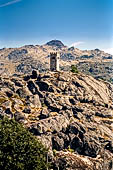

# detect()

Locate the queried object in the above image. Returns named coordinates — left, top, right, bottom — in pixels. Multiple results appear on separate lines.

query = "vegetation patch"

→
left=0, top=118, right=49, bottom=170
left=71, top=65, right=79, bottom=73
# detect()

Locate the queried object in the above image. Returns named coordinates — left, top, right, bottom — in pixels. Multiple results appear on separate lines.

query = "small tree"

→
left=71, top=65, right=78, bottom=73
left=0, top=118, right=49, bottom=170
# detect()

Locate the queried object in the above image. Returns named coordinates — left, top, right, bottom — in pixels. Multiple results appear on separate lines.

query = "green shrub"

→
left=53, top=149, right=57, bottom=156
left=67, top=146, right=74, bottom=153
left=0, top=118, right=49, bottom=170
left=71, top=65, right=79, bottom=73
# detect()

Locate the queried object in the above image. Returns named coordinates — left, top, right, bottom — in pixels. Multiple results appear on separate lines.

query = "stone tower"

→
left=50, top=52, right=60, bottom=71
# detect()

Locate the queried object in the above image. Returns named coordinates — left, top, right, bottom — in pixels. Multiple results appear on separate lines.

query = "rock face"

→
left=0, top=70, right=113, bottom=169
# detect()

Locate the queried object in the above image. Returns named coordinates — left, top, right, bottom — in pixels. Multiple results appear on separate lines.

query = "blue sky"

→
left=0, top=0, right=113, bottom=53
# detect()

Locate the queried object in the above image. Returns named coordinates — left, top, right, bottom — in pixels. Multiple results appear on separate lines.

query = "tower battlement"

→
left=50, top=52, right=57, bottom=55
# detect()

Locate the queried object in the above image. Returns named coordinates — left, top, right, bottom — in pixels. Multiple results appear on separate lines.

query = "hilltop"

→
left=46, top=39, right=65, bottom=47
left=0, top=40, right=113, bottom=83
left=0, top=70, right=113, bottom=169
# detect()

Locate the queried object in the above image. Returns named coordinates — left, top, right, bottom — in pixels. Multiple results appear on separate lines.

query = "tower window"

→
left=51, top=57, right=55, bottom=59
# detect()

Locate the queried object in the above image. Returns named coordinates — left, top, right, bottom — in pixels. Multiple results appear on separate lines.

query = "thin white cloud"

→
left=69, top=41, right=85, bottom=47
left=0, top=0, right=21, bottom=8
left=103, top=48, right=113, bottom=55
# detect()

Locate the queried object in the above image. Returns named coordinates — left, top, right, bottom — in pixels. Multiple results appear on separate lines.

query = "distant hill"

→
left=0, top=40, right=113, bottom=83
left=46, top=39, right=65, bottom=47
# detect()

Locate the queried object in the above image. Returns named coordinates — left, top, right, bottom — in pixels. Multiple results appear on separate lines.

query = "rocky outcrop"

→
left=0, top=71, right=113, bottom=169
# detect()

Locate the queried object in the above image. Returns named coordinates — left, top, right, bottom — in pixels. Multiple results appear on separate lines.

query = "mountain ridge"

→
left=0, top=40, right=113, bottom=84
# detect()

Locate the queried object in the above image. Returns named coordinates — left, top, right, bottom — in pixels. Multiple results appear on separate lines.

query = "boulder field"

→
left=0, top=70, right=113, bottom=170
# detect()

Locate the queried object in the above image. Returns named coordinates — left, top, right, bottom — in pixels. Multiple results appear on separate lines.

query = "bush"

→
left=71, top=65, right=78, bottom=73
left=0, top=118, right=49, bottom=170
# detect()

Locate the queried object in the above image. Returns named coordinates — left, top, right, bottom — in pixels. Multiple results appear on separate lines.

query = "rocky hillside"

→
left=0, top=70, right=113, bottom=169
left=0, top=40, right=113, bottom=83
